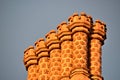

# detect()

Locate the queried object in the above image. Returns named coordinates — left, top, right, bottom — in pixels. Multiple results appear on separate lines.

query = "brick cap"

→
left=34, top=38, right=44, bottom=46
left=57, top=21, right=67, bottom=29
left=45, top=30, right=56, bottom=38
left=95, top=20, right=106, bottom=27
left=24, top=46, right=34, bottom=54
left=68, top=12, right=79, bottom=21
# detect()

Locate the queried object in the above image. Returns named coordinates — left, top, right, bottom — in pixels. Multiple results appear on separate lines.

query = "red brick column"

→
left=57, top=22, right=73, bottom=80
left=90, top=20, right=106, bottom=80
left=46, top=30, right=61, bottom=80
left=23, top=46, right=38, bottom=80
left=68, top=12, right=92, bottom=80
left=35, top=38, right=49, bottom=80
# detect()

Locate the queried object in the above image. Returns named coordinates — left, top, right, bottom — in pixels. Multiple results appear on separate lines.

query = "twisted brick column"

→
left=90, top=20, right=106, bottom=80
left=57, top=22, right=73, bottom=80
left=68, top=12, right=92, bottom=80
left=23, top=46, right=38, bottom=80
left=46, top=30, right=61, bottom=80
left=35, top=38, right=49, bottom=80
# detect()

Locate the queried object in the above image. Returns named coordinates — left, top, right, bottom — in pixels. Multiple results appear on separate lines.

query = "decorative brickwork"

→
left=46, top=30, right=61, bottom=80
left=90, top=20, right=106, bottom=80
left=68, top=12, right=91, bottom=80
left=35, top=38, right=49, bottom=80
left=23, top=12, right=106, bottom=80
left=23, top=46, right=38, bottom=80
left=57, top=22, right=73, bottom=80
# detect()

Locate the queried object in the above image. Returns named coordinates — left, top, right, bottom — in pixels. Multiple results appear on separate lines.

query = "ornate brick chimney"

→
left=57, top=22, right=73, bottom=80
left=45, top=30, right=61, bottom=80
left=23, top=12, right=107, bottom=80
left=23, top=46, right=38, bottom=80
left=35, top=38, right=50, bottom=80
left=90, top=20, right=106, bottom=80
left=68, top=12, right=91, bottom=80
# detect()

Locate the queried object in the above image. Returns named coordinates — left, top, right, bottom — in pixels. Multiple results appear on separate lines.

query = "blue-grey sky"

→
left=0, top=0, right=120, bottom=80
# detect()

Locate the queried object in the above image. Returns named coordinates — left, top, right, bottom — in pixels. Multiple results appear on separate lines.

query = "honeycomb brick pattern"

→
left=38, top=57, right=49, bottom=80
left=57, top=22, right=73, bottom=80
left=49, top=49, right=61, bottom=80
left=90, top=39, right=101, bottom=76
left=35, top=38, right=50, bottom=80
left=61, top=41, right=73, bottom=79
left=46, top=30, right=61, bottom=80
left=90, top=20, right=106, bottom=80
left=72, top=32, right=88, bottom=69
left=23, top=12, right=107, bottom=80
left=68, top=12, right=91, bottom=80
left=23, top=46, right=38, bottom=80
left=27, top=65, right=39, bottom=80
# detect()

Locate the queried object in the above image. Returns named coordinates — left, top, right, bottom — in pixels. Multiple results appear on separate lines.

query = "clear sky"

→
left=0, top=0, right=120, bottom=80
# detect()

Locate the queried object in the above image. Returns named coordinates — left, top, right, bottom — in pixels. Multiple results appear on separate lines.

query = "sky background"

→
left=0, top=0, right=120, bottom=80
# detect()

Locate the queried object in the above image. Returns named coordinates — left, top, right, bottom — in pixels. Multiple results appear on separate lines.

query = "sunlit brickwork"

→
left=23, top=12, right=106, bottom=80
